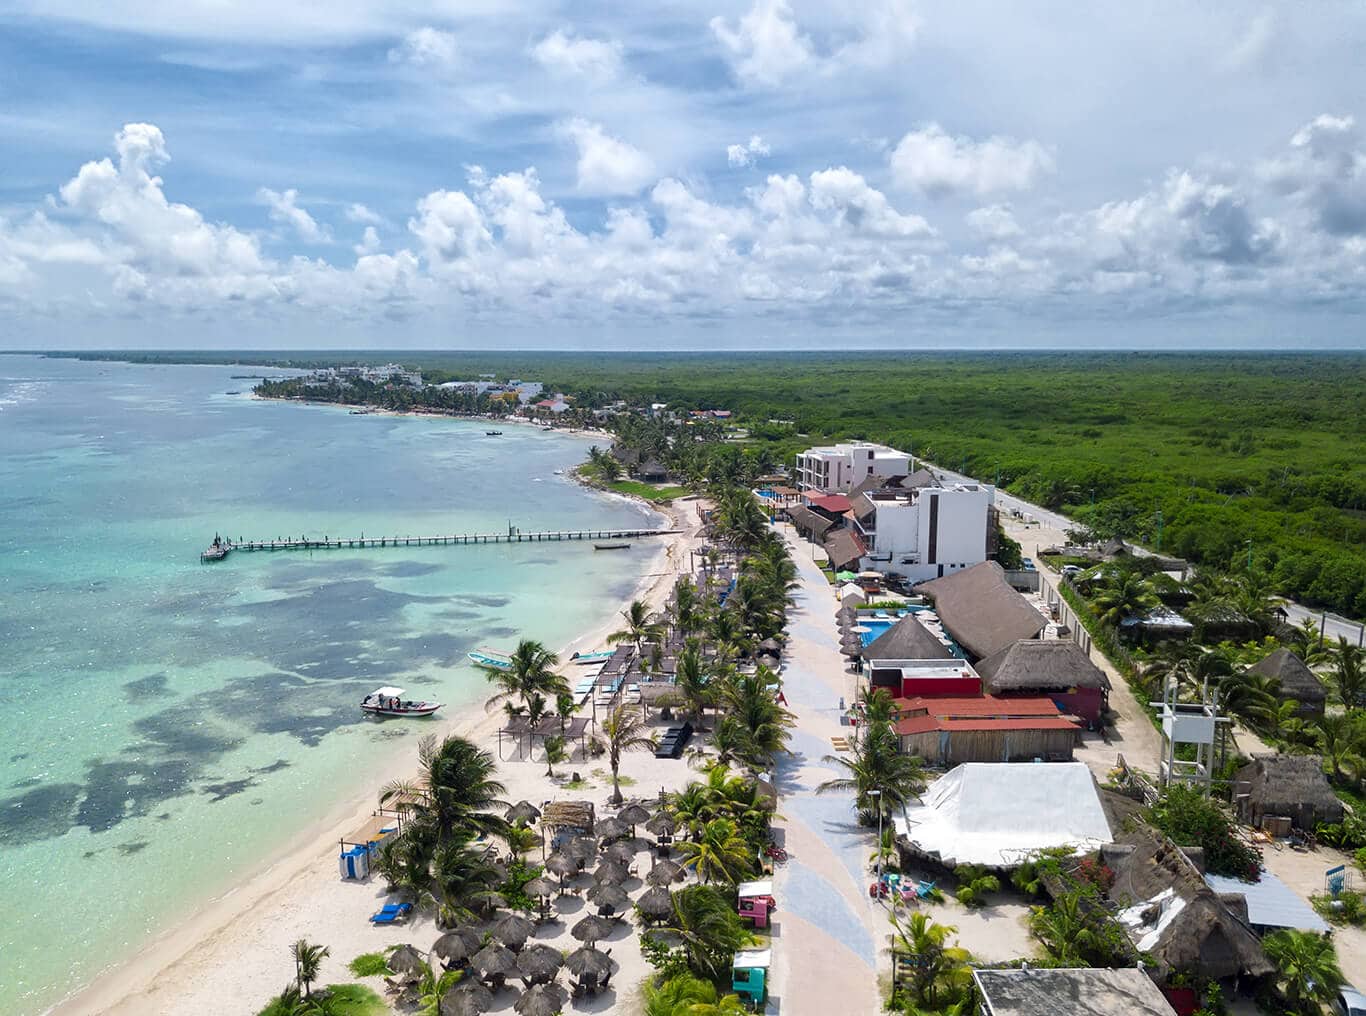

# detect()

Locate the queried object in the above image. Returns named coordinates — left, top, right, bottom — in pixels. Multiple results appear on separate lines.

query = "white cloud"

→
left=388, top=27, right=459, bottom=69
left=966, top=204, right=1021, bottom=239
left=727, top=135, right=771, bottom=168
left=256, top=187, right=330, bottom=243
left=408, top=188, right=489, bottom=263
left=1262, top=114, right=1366, bottom=236
left=833, top=0, right=920, bottom=69
left=711, top=0, right=813, bottom=87
left=808, top=167, right=932, bottom=237
left=559, top=119, right=655, bottom=196
left=890, top=123, right=1055, bottom=197
left=345, top=203, right=383, bottom=225
left=354, top=225, right=381, bottom=255
left=531, top=30, right=622, bottom=82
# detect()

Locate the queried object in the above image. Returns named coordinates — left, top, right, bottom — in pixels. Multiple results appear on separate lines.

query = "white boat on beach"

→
left=467, top=648, right=511, bottom=669
left=361, top=686, right=442, bottom=718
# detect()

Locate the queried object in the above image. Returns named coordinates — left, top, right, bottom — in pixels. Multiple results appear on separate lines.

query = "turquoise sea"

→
left=0, top=355, right=657, bottom=1014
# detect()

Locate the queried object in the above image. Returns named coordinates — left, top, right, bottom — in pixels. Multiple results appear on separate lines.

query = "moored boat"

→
left=467, top=648, right=512, bottom=669
left=593, top=542, right=631, bottom=550
left=485, top=430, right=503, bottom=436
left=361, top=686, right=442, bottom=717
left=570, top=649, right=614, bottom=664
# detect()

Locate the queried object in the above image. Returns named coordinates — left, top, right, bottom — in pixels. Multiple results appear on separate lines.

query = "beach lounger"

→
left=369, top=901, right=413, bottom=924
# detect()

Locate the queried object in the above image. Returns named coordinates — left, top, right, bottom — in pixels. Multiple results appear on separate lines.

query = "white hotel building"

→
left=794, top=442, right=912, bottom=493
left=851, top=482, right=995, bottom=583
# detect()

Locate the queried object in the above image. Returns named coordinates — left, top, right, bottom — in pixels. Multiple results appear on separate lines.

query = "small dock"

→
left=201, top=526, right=676, bottom=561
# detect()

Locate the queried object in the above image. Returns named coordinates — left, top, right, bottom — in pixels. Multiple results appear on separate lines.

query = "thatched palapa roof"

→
left=541, top=800, right=595, bottom=831
left=1236, top=753, right=1343, bottom=830
left=787, top=505, right=836, bottom=539
left=863, top=614, right=955, bottom=662
left=1246, top=648, right=1326, bottom=708
left=1102, top=826, right=1272, bottom=981
left=823, top=528, right=867, bottom=571
left=914, top=562, right=1046, bottom=660
left=975, top=639, right=1110, bottom=693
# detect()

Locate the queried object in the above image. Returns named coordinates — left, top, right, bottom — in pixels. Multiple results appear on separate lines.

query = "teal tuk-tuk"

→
left=732, top=948, right=772, bottom=1008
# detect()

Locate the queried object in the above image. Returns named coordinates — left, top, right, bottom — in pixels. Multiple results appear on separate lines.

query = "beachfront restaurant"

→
left=892, top=695, right=1080, bottom=765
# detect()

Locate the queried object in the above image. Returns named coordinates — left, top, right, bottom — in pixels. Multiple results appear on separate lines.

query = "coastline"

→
left=52, top=495, right=699, bottom=1016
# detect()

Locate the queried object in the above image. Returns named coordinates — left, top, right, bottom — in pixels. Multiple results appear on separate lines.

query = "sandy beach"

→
left=56, top=496, right=704, bottom=1016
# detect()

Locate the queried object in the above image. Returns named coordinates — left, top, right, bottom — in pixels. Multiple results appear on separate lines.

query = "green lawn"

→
left=605, top=480, right=690, bottom=502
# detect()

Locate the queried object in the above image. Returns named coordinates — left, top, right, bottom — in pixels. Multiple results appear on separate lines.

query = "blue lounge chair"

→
left=369, top=902, right=413, bottom=924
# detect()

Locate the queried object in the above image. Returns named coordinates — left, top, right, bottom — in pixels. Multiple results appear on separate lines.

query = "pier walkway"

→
left=200, top=527, right=676, bottom=561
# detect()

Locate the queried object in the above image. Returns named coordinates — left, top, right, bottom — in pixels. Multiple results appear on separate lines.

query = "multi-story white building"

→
left=850, top=482, right=995, bottom=582
left=794, top=442, right=912, bottom=493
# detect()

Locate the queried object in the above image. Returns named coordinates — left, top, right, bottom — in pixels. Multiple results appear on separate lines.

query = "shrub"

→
left=953, top=865, right=1001, bottom=908
left=346, top=952, right=390, bottom=977
left=1150, top=784, right=1261, bottom=880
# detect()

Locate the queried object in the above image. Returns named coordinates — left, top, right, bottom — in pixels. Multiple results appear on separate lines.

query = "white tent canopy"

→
left=894, top=762, right=1112, bottom=868
left=839, top=583, right=865, bottom=604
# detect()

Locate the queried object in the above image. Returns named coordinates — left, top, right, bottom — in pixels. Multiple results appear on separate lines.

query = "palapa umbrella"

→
left=490, top=911, right=534, bottom=951
left=586, top=882, right=630, bottom=912
left=602, top=840, right=636, bottom=866
left=616, top=803, right=650, bottom=828
left=571, top=913, right=615, bottom=944
left=515, top=943, right=563, bottom=986
left=566, top=836, right=598, bottom=862
left=432, top=928, right=483, bottom=967
left=544, top=851, right=579, bottom=883
left=644, top=813, right=676, bottom=837
left=593, top=860, right=631, bottom=884
left=564, top=945, right=612, bottom=980
left=522, top=876, right=558, bottom=899
left=646, top=858, right=685, bottom=886
left=594, top=816, right=629, bottom=841
left=757, top=653, right=780, bottom=670
left=758, top=637, right=783, bottom=654
left=470, top=942, right=519, bottom=983
left=506, top=800, right=541, bottom=824
left=515, top=982, right=569, bottom=1016
left=388, top=943, right=426, bottom=975
left=635, top=884, right=674, bottom=922
left=440, top=979, right=495, bottom=1016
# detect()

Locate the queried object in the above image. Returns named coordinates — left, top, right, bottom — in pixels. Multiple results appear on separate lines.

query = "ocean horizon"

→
left=0, top=355, right=657, bottom=1014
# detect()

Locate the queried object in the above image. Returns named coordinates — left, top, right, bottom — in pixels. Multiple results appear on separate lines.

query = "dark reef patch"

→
left=0, top=782, right=83, bottom=846
left=124, top=672, right=170, bottom=699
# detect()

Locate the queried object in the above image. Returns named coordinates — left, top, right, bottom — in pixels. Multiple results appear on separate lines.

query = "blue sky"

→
left=1, top=1, right=1365, bottom=349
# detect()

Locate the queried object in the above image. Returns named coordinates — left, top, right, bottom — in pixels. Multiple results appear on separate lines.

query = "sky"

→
left=1, top=1, right=1365, bottom=350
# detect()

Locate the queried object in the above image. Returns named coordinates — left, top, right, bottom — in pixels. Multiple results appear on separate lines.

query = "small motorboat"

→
left=570, top=650, right=614, bottom=665
left=467, top=648, right=511, bottom=669
left=361, top=687, right=442, bottom=718
left=593, top=542, right=631, bottom=551
left=485, top=430, right=503, bottom=436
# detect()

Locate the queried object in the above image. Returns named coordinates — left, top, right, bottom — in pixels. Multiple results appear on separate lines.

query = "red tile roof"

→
left=896, top=714, right=1080, bottom=735
left=892, top=695, right=1063, bottom=718
left=807, top=493, right=853, bottom=514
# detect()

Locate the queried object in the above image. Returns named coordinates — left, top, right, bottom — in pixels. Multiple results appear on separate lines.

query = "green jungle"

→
left=42, top=351, right=1366, bottom=617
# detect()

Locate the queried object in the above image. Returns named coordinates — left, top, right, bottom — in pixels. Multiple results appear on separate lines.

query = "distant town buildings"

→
left=437, top=379, right=545, bottom=404
left=852, top=480, right=995, bottom=583
left=303, top=363, right=424, bottom=387
left=795, top=441, right=912, bottom=493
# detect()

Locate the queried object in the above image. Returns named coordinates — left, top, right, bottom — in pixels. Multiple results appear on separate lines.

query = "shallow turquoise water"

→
left=0, top=356, right=655, bottom=1014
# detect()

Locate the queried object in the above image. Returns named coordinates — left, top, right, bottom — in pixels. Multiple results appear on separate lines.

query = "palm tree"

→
left=380, top=734, right=509, bottom=844
left=415, top=961, right=464, bottom=1016
left=1090, top=571, right=1160, bottom=627
left=1263, top=930, right=1343, bottom=1015
left=608, top=599, right=662, bottom=658
left=818, top=722, right=926, bottom=822
left=890, top=911, right=972, bottom=1010
left=717, top=668, right=794, bottom=767
left=1306, top=713, right=1366, bottom=786
left=542, top=734, right=568, bottom=779
left=477, top=639, right=566, bottom=713
left=431, top=835, right=504, bottom=925
left=1330, top=637, right=1365, bottom=709
left=675, top=644, right=715, bottom=729
left=669, top=782, right=713, bottom=841
left=291, top=939, right=330, bottom=999
left=644, top=973, right=720, bottom=1016
left=596, top=704, right=658, bottom=804
left=673, top=577, right=703, bottom=639
left=676, top=817, right=754, bottom=885
left=653, top=884, right=754, bottom=981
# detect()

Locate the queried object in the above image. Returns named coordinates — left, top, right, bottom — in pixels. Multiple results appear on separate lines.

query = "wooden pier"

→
left=201, top=526, right=676, bottom=561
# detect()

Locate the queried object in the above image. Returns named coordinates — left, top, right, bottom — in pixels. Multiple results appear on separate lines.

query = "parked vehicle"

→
left=1335, top=986, right=1366, bottom=1016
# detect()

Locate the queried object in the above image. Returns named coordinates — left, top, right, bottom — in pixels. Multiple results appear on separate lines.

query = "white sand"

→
left=57, top=499, right=706, bottom=1016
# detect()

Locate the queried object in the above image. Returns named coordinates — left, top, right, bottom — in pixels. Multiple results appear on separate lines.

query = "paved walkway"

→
left=769, top=524, right=883, bottom=1016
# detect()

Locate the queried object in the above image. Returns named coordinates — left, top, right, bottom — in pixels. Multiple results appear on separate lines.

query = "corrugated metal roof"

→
left=1204, top=871, right=1329, bottom=932
left=808, top=493, right=853, bottom=513
left=894, top=694, right=1063, bottom=717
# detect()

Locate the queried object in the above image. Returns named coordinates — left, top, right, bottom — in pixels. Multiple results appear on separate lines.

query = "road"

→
left=926, top=461, right=1366, bottom=647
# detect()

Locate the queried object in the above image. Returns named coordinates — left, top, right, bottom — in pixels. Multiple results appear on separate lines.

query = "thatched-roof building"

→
left=823, top=528, right=867, bottom=572
left=863, top=614, right=955, bottom=662
left=786, top=505, right=836, bottom=541
left=975, top=639, right=1111, bottom=728
left=915, top=562, right=1046, bottom=661
left=1102, top=827, right=1272, bottom=981
left=541, top=800, right=595, bottom=835
left=1234, top=753, right=1343, bottom=831
left=1246, top=648, right=1326, bottom=718
left=972, top=968, right=1176, bottom=1016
